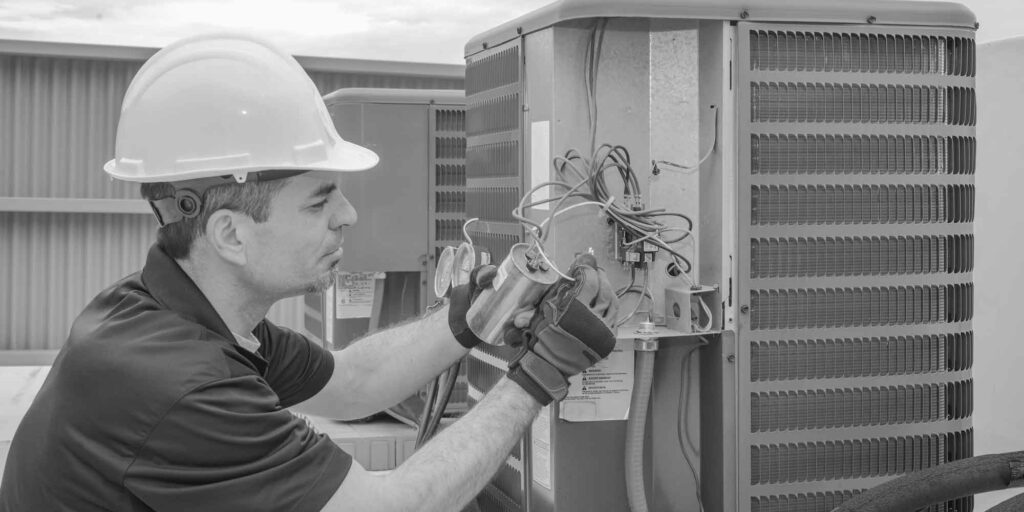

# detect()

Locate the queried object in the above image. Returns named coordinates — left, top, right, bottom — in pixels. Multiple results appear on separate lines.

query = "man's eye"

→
left=310, top=200, right=328, bottom=210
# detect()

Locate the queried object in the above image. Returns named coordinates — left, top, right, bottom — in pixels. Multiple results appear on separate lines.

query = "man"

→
left=0, top=34, right=618, bottom=511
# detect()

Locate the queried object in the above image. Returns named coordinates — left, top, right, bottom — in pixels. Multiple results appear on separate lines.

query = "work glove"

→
left=448, top=265, right=496, bottom=348
left=507, top=254, right=619, bottom=405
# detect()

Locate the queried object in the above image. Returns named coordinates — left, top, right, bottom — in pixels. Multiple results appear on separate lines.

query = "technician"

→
left=0, top=35, right=619, bottom=512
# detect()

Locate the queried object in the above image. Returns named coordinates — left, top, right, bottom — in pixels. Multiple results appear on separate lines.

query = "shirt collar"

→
left=140, top=244, right=235, bottom=342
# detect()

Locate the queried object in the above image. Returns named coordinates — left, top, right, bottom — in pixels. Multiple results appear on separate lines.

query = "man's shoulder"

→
left=59, top=274, right=249, bottom=400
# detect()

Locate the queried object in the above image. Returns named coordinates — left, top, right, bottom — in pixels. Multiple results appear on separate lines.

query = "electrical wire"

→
left=653, top=105, right=720, bottom=174
left=696, top=296, right=714, bottom=332
left=677, top=344, right=706, bottom=512
left=616, top=265, right=649, bottom=327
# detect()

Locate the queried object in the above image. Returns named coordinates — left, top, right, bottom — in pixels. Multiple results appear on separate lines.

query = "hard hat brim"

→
left=103, top=139, right=379, bottom=183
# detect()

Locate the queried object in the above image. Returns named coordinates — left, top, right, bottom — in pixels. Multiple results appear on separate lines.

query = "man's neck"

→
left=176, top=257, right=271, bottom=336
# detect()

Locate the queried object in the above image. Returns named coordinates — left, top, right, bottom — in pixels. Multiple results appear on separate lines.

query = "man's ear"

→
left=205, top=209, right=251, bottom=266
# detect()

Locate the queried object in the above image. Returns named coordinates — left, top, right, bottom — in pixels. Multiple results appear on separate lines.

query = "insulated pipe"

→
left=626, top=343, right=657, bottom=512
left=989, top=490, right=1024, bottom=512
left=831, top=452, right=1024, bottom=512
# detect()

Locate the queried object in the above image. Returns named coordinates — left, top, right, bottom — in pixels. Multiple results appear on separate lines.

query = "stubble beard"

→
left=306, top=264, right=340, bottom=294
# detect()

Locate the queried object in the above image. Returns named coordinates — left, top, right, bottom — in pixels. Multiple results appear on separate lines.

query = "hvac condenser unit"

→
left=463, top=1, right=976, bottom=511
left=304, top=88, right=469, bottom=418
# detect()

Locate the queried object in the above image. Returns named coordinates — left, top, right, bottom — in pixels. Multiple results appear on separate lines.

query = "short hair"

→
left=140, top=178, right=290, bottom=260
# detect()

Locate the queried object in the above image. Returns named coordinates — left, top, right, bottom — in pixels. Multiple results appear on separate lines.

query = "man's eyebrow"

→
left=308, top=183, right=337, bottom=200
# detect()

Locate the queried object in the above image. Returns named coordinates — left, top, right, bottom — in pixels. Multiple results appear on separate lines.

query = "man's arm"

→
left=292, top=305, right=467, bottom=420
left=321, top=377, right=540, bottom=512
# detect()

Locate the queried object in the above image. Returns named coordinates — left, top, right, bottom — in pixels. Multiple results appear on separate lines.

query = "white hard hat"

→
left=104, top=33, right=378, bottom=183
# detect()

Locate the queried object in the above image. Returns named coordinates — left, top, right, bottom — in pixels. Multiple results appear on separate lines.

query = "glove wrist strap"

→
left=448, top=286, right=484, bottom=349
left=508, top=351, right=568, bottom=405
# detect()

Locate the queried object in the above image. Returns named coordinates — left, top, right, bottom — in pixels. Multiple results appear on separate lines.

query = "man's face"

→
left=244, top=172, right=357, bottom=298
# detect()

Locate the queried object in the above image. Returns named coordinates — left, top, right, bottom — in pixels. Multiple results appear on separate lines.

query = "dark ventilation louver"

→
left=740, top=24, right=974, bottom=512
left=464, top=40, right=527, bottom=509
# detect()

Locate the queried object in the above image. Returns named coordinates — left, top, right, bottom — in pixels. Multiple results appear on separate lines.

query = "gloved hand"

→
left=448, top=265, right=496, bottom=348
left=507, top=253, right=619, bottom=405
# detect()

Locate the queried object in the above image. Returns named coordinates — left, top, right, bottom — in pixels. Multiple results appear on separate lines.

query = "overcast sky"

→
left=0, top=0, right=1020, bottom=64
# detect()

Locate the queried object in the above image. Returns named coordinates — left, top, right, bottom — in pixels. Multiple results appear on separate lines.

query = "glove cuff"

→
left=448, top=284, right=484, bottom=349
left=508, top=351, right=568, bottom=405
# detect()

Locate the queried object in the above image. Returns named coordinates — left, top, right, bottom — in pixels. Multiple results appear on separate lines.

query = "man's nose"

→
left=330, top=193, right=357, bottom=230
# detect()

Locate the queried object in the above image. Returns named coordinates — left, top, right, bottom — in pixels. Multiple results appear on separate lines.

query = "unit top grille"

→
left=749, top=31, right=975, bottom=77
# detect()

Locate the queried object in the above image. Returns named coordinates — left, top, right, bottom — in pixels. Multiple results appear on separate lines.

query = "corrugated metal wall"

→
left=0, top=46, right=463, bottom=352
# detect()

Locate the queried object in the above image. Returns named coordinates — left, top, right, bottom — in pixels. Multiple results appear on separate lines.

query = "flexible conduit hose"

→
left=831, top=451, right=1024, bottom=512
left=626, top=349, right=656, bottom=512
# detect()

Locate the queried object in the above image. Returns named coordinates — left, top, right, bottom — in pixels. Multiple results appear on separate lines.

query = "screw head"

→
left=866, top=15, right=877, bottom=24
left=482, top=42, right=489, bottom=50
left=728, top=355, right=736, bottom=363
left=740, top=10, right=749, bottom=19
left=517, top=26, right=523, bottom=35
left=740, top=305, right=750, bottom=314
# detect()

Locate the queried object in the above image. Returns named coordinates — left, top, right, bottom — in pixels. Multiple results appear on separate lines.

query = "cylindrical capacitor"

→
left=466, top=243, right=561, bottom=345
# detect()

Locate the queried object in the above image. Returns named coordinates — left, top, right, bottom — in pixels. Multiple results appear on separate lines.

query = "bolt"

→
left=517, top=26, right=523, bottom=35
left=727, top=354, right=736, bottom=363
left=482, top=42, right=489, bottom=50
left=866, top=15, right=877, bottom=24
left=740, top=10, right=749, bottom=19
left=740, top=305, right=750, bottom=314
left=974, top=21, right=980, bottom=29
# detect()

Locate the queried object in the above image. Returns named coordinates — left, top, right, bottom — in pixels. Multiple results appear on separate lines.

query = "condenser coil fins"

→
left=739, top=24, right=975, bottom=512
left=464, top=40, right=528, bottom=508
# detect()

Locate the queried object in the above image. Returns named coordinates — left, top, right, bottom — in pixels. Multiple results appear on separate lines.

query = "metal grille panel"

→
left=750, top=236, right=975, bottom=277
left=428, top=104, right=467, bottom=305
left=751, top=491, right=861, bottom=512
left=466, top=187, right=521, bottom=223
left=463, top=40, right=525, bottom=503
left=750, top=383, right=950, bottom=432
left=467, top=93, right=520, bottom=136
left=751, top=134, right=976, bottom=175
left=740, top=23, right=975, bottom=509
left=751, top=433, right=945, bottom=484
left=749, top=31, right=973, bottom=75
left=467, top=141, right=520, bottom=178
left=751, top=184, right=977, bottom=225
left=751, top=82, right=947, bottom=124
left=465, top=46, right=520, bottom=96
left=749, top=285, right=961, bottom=329
left=750, top=335, right=956, bottom=381
left=472, top=232, right=521, bottom=263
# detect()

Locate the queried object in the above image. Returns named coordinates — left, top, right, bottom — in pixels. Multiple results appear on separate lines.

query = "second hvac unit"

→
left=303, top=88, right=469, bottom=421
left=463, top=1, right=976, bottom=511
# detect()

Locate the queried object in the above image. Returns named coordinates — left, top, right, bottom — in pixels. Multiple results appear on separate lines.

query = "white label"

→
left=492, top=254, right=513, bottom=291
left=334, top=272, right=385, bottom=319
left=530, top=120, right=551, bottom=210
left=531, top=405, right=552, bottom=490
left=559, top=339, right=635, bottom=422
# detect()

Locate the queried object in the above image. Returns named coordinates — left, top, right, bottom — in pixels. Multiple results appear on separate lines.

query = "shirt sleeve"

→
left=255, top=319, right=335, bottom=408
left=124, top=376, right=351, bottom=512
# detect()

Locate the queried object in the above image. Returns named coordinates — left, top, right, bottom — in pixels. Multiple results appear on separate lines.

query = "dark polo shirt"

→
left=0, top=245, right=351, bottom=511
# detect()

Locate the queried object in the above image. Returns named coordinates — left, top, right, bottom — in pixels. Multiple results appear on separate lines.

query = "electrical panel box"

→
left=464, top=1, right=976, bottom=511
left=303, top=88, right=469, bottom=420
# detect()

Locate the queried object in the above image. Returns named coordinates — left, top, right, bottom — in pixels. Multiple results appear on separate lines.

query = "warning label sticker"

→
left=559, top=339, right=634, bottom=422
left=531, top=405, right=552, bottom=490
left=335, top=272, right=385, bottom=319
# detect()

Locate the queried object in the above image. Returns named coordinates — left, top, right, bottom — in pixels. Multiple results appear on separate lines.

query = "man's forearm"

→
left=331, top=305, right=467, bottom=418
left=382, top=378, right=541, bottom=511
